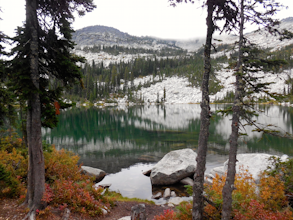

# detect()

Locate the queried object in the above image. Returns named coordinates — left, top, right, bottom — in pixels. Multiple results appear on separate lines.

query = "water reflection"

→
left=42, top=104, right=293, bottom=174
left=42, top=104, right=293, bottom=200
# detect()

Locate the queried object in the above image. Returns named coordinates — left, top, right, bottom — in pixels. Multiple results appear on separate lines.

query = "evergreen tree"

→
left=221, top=1, right=286, bottom=219
left=169, top=1, right=238, bottom=219
left=0, top=19, right=16, bottom=129
left=8, top=0, right=95, bottom=217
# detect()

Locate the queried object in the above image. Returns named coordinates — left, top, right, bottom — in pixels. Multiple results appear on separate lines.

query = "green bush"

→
left=0, top=163, right=21, bottom=198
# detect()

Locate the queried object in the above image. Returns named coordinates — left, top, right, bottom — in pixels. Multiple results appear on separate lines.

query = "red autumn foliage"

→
left=234, top=199, right=293, bottom=220
left=153, top=209, right=177, bottom=220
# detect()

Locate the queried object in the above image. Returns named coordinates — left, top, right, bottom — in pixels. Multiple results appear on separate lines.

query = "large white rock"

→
left=81, top=166, right=106, bottom=183
left=210, top=153, right=288, bottom=183
left=150, top=149, right=197, bottom=185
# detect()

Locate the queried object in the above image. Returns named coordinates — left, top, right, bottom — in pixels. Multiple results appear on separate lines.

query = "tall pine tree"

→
left=168, top=1, right=238, bottom=219
left=8, top=0, right=95, bottom=218
left=221, top=1, right=285, bottom=219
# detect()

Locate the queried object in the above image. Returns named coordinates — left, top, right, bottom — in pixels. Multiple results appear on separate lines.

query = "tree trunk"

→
left=221, top=1, right=244, bottom=219
left=192, top=1, right=214, bottom=219
left=26, top=0, right=45, bottom=213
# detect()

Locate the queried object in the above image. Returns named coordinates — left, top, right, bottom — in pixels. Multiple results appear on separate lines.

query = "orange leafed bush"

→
left=0, top=131, right=25, bottom=153
left=44, top=147, right=92, bottom=183
left=176, top=201, right=192, bottom=220
left=234, top=199, right=293, bottom=220
left=42, top=179, right=110, bottom=216
left=204, top=166, right=257, bottom=218
left=153, top=209, right=177, bottom=220
left=0, top=148, right=28, bottom=179
left=258, top=172, right=288, bottom=211
left=42, top=146, right=114, bottom=217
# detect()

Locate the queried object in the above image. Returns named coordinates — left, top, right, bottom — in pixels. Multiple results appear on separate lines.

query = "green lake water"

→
left=42, top=104, right=293, bottom=202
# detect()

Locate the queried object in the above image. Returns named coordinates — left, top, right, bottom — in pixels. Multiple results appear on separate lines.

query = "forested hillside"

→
left=64, top=35, right=293, bottom=105
left=63, top=18, right=293, bottom=105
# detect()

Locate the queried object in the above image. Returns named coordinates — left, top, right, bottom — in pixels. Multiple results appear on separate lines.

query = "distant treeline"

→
left=79, top=44, right=187, bottom=56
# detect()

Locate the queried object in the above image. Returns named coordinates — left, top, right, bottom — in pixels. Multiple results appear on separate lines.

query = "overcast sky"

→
left=0, top=0, right=293, bottom=40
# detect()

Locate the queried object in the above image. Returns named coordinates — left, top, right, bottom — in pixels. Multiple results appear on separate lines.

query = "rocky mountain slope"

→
left=72, top=18, right=293, bottom=105
left=73, top=17, right=293, bottom=52
left=73, top=18, right=293, bottom=67
left=72, top=25, right=180, bottom=50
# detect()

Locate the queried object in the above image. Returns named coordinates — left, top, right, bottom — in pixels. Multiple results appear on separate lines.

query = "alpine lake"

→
left=42, top=104, right=293, bottom=204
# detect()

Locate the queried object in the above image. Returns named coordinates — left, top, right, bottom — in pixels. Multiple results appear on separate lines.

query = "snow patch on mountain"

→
left=74, top=50, right=152, bottom=67
left=112, top=67, right=293, bottom=105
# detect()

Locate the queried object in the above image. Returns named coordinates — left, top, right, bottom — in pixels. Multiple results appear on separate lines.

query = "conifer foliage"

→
left=0, top=15, right=15, bottom=128
left=8, top=0, right=96, bottom=218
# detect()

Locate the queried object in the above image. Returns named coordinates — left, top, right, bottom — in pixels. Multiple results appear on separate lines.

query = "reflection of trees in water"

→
left=43, top=106, right=205, bottom=153
left=42, top=105, right=293, bottom=172
left=245, top=134, right=293, bottom=156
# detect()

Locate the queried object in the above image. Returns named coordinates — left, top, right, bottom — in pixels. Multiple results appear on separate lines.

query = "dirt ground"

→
left=0, top=198, right=176, bottom=220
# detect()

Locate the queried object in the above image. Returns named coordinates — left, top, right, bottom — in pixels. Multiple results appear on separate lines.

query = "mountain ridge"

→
left=72, top=25, right=180, bottom=51
left=73, top=17, right=293, bottom=53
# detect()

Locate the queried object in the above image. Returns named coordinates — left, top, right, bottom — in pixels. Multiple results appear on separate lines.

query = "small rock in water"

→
left=168, top=197, right=185, bottom=206
left=180, top=177, right=194, bottom=186
left=163, top=188, right=171, bottom=199
left=171, top=191, right=176, bottom=197
left=81, top=166, right=106, bottom=183
left=142, top=169, right=152, bottom=176
left=98, top=183, right=112, bottom=188
left=151, top=192, right=162, bottom=199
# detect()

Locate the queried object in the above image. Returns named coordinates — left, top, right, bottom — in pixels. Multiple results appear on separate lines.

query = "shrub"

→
left=153, top=202, right=192, bottom=220
left=0, top=163, right=22, bottom=198
left=0, top=147, right=28, bottom=180
left=234, top=199, right=293, bottom=220
left=153, top=209, right=177, bottom=220
left=204, top=166, right=257, bottom=218
left=42, top=146, right=114, bottom=216
left=265, top=156, right=293, bottom=207
left=0, top=130, right=25, bottom=153
left=176, top=201, right=192, bottom=220
left=258, top=172, right=288, bottom=211
left=44, top=147, right=93, bottom=183
left=43, top=179, right=112, bottom=216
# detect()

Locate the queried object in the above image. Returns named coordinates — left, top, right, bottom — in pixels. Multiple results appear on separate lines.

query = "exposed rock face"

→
left=72, top=25, right=179, bottom=50
left=209, top=153, right=288, bottom=183
left=150, top=149, right=197, bottom=185
left=81, top=166, right=106, bottom=183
